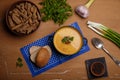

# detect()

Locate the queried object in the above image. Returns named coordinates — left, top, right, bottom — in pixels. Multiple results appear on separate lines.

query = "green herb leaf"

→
left=69, top=37, right=74, bottom=41
left=17, top=57, right=22, bottom=62
left=19, top=63, right=23, bottom=67
left=62, top=36, right=74, bottom=44
left=16, top=62, right=23, bottom=68
left=39, top=0, right=73, bottom=25
left=16, top=57, right=23, bottom=68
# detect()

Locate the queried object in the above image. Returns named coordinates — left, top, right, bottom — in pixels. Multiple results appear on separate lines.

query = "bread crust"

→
left=35, top=47, right=51, bottom=67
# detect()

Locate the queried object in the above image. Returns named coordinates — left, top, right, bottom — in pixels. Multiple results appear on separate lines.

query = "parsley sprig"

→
left=39, top=0, right=73, bottom=25
left=16, top=57, right=23, bottom=68
left=62, top=36, right=74, bottom=44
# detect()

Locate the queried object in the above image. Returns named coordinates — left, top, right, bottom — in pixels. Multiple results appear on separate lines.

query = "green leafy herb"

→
left=17, top=57, right=22, bottom=62
left=69, top=37, right=74, bottom=41
left=62, top=36, right=74, bottom=44
left=16, top=57, right=23, bottom=68
left=39, top=0, right=73, bottom=25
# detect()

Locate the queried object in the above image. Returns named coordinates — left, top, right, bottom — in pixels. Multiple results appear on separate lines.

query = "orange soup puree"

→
left=53, top=26, right=83, bottom=55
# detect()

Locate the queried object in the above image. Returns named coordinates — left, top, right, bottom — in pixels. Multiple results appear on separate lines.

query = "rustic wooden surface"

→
left=0, top=0, right=120, bottom=80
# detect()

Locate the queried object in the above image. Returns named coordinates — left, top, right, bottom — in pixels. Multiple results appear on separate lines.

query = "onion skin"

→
left=75, top=0, right=95, bottom=18
left=75, top=5, right=89, bottom=18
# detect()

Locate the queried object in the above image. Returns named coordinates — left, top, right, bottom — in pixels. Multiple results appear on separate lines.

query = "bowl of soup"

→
left=53, top=26, right=83, bottom=55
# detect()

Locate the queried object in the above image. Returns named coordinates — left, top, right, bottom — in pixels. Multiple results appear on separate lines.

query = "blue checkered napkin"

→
left=20, top=22, right=90, bottom=77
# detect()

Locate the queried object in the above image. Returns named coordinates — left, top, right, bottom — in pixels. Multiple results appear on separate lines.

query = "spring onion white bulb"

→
left=87, top=21, right=120, bottom=47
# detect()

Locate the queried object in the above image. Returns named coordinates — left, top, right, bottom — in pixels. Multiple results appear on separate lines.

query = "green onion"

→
left=87, top=21, right=120, bottom=48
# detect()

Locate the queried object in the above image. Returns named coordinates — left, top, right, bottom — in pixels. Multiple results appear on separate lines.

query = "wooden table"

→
left=0, top=0, right=120, bottom=80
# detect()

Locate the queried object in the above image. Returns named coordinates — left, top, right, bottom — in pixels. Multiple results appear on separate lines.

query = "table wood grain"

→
left=0, top=0, right=120, bottom=80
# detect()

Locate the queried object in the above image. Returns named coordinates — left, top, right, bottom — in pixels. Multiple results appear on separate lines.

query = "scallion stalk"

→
left=87, top=21, right=120, bottom=48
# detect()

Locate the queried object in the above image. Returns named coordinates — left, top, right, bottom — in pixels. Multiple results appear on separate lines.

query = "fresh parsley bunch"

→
left=39, top=0, right=73, bottom=25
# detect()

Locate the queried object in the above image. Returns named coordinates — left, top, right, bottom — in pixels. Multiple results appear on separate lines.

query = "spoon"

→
left=92, top=38, right=120, bottom=66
